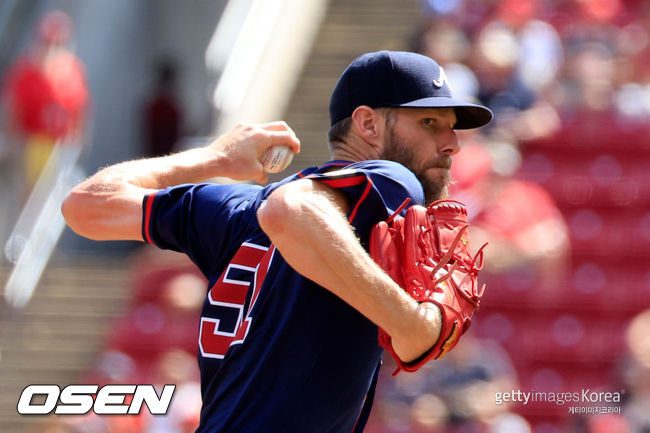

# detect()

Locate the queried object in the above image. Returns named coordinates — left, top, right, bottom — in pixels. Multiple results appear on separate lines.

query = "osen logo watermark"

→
left=17, top=384, right=175, bottom=415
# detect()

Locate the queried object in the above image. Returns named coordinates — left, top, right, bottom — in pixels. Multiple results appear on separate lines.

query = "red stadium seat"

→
left=474, top=308, right=628, bottom=365
left=520, top=154, right=650, bottom=208
left=130, top=264, right=204, bottom=306
left=107, top=304, right=199, bottom=361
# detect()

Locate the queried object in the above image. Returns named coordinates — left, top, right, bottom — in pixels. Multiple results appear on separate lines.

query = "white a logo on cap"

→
left=432, top=67, right=449, bottom=89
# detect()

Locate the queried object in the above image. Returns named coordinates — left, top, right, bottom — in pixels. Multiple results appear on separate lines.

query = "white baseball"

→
left=261, top=145, right=294, bottom=173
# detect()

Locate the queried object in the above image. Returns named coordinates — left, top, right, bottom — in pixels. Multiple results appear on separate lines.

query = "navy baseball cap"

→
left=329, top=50, right=493, bottom=129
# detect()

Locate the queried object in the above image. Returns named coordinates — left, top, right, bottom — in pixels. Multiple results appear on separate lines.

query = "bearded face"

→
left=381, top=123, right=452, bottom=205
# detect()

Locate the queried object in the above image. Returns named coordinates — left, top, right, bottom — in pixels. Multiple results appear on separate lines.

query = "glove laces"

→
left=421, top=205, right=487, bottom=308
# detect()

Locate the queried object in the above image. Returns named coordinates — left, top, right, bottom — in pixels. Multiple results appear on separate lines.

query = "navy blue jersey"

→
left=142, top=160, right=424, bottom=433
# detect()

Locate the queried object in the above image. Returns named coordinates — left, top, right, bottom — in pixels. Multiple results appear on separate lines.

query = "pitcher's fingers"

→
left=267, top=130, right=301, bottom=154
left=261, top=122, right=300, bottom=150
left=260, top=120, right=292, bottom=132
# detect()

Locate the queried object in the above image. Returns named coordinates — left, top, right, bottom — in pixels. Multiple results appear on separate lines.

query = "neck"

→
left=330, top=138, right=381, bottom=162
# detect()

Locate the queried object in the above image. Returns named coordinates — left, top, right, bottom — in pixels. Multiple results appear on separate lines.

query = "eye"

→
left=422, top=118, right=436, bottom=126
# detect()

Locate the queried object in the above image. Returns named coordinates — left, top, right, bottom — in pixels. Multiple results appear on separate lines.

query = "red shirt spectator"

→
left=4, top=50, right=88, bottom=140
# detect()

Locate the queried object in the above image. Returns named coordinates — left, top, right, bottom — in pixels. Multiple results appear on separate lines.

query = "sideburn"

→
left=380, top=125, right=450, bottom=205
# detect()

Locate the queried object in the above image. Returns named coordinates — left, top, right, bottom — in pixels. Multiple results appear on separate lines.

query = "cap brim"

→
left=397, top=97, right=493, bottom=130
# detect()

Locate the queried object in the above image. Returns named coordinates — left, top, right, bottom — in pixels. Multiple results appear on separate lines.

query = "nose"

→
left=437, top=127, right=459, bottom=156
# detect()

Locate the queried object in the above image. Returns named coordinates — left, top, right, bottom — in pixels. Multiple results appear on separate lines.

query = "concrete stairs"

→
left=269, top=0, right=421, bottom=179
left=0, top=257, right=130, bottom=433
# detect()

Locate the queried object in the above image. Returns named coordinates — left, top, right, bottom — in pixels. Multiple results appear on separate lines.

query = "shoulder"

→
left=303, top=159, right=424, bottom=223
left=347, top=160, right=418, bottom=179
left=310, top=160, right=419, bottom=187
left=346, top=160, right=423, bottom=204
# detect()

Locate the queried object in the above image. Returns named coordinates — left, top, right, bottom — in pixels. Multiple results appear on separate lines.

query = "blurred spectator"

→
left=0, top=10, right=89, bottom=254
left=618, top=309, right=650, bottom=432
left=450, top=133, right=570, bottom=289
left=142, top=59, right=183, bottom=157
left=2, top=10, right=89, bottom=184
left=420, top=13, right=563, bottom=142
left=471, top=18, right=563, bottom=140
left=367, top=336, right=528, bottom=433
left=556, top=41, right=617, bottom=114
left=107, top=263, right=205, bottom=363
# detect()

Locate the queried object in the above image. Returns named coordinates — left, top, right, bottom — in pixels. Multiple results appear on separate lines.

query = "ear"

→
left=350, top=106, right=385, bottom=150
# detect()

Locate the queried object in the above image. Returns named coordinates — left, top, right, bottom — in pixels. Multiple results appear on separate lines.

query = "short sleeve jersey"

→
left=142, top=160, right=424, bottom=433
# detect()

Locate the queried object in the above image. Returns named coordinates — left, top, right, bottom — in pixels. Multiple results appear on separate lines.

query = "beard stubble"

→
left=380, top=129, right=451, bottom=205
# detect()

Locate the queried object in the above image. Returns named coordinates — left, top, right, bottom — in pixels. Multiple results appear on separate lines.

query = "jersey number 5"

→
left=198, top=242, right=274, bottom=359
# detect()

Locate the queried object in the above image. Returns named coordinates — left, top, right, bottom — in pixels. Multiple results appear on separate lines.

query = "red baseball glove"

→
left=370, top=199, right=486, bottom=375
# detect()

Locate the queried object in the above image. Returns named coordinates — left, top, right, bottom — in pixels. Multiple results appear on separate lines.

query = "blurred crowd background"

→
left=1, top=0, right=650, bottom=432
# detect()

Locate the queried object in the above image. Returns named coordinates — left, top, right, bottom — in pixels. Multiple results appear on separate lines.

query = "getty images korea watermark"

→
left=17, top=384, right=175, bottom=415
left=495, top=388, right=625, bottom=415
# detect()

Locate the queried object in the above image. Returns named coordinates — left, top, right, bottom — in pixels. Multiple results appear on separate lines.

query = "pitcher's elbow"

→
left=61, top=190, right=93, bottom=238
left=61, top=191, right=77, bottom=226
left=257, top=190, right=293, bottom=238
